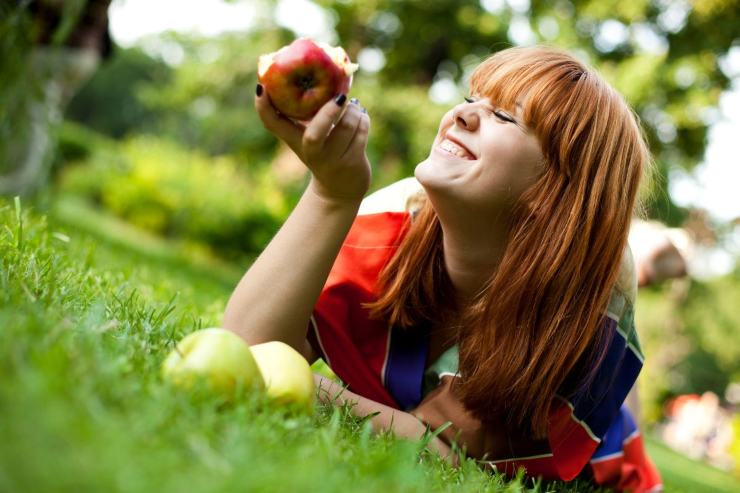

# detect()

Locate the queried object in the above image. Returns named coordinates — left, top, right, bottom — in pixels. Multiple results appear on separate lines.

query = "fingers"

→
left=302, top=94, right=349, bottom=152
left=254, top=84, right=304, bottom=151
left=325, top=103, right=365, bottom=158
left=341, top=110, right=370, bottom=159
left=255, top=84, right=369, bottom=167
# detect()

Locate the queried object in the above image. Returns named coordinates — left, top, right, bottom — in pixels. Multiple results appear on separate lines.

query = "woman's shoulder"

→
left=358, top=177, right=425, bottom=216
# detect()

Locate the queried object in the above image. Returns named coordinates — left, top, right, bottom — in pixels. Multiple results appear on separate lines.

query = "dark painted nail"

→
left=349, top=97, right=360, bottom=105
left=256, top=83, right=263, bottom=97
left=361, top=107, right=367, bottom=114
left=335, top=94, right=347, bottom=106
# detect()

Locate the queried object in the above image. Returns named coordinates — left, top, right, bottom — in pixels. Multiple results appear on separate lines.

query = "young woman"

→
left=224, top=46, right=662, bottom=492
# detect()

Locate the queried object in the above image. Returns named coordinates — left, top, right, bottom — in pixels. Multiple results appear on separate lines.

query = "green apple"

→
left=161, top=328, right=264, bottom=399
left=249, top=341, right=316, bottom=411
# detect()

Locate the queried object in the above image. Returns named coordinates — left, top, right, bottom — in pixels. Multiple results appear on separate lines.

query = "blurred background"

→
left=1, top=0, right=739, bottom=479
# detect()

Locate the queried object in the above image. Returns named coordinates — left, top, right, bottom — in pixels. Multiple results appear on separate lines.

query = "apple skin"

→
left=161, top=328, right=264, bottom=399
left=249, top=341, right=316, bottom=412
left=258, top=38, right=357, bottom=121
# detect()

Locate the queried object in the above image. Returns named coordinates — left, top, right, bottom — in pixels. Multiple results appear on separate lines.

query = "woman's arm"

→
left=223, top=91, right=371, bottom=354
left=223, top=184, right=360, bottom=352
left=313, top=374, right=456, bottom=464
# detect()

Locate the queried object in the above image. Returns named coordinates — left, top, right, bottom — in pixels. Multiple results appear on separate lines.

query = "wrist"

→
left=307, top=177, right=366, bottom=209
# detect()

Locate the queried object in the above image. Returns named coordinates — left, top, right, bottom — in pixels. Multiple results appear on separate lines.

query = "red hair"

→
left=367, top=46, right=650, bottom=437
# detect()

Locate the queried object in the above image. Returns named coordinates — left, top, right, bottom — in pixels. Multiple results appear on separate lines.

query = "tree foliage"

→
left=0, top=2, right=40, bottom=177
left=65, top=47, right=171, bottom=138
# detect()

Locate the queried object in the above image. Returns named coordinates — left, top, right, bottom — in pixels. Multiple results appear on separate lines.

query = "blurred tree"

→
left=313, top=0, right=740, bottom=225
left=0, top=2, right=38, bottom=185
left=65, top=28, right=295, bottom=163
left=65, top=46, right=171, bottom=138
left=134, top=30, right=294, bottom=161
left=0, top=0, right=112, bottom=197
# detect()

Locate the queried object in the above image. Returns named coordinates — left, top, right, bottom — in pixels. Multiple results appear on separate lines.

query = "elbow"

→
left=220, top=308, right=272, bottom=347
left=221, top=303, right=251, bottom=344
left=221, top=302, right=238, bottom=332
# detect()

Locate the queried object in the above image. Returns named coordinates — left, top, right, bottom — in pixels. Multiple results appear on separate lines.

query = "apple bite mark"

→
left=316, top=41, right=359, bottom=77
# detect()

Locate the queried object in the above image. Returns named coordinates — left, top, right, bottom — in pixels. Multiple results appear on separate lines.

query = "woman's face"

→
left=415, top=95, right=544, bottom=215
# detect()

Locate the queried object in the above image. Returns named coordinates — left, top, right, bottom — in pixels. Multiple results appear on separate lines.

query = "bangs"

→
left=469, top=46, right=588, bottom=129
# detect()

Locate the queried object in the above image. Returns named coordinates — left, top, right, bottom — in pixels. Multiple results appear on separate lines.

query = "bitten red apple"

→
left=258, top=38, right=358, bottom=121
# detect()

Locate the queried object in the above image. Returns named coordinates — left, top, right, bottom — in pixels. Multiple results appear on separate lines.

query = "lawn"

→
left=645, top=440, right=739, bottom=493
left=2, top=197, right=738, bottom=493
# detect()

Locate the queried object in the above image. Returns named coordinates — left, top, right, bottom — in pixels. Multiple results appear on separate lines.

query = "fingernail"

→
left=361, top=107, right=367, bottom=114
left=256, top=83, right=263, bottom=97
left=335, top=94, right=346, bottom=106
left=349, top=97, right=360, bottom=105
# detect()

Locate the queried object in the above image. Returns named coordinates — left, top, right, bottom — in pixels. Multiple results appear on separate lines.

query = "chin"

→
left=413, top=158, right=431, bottom=183
left=414, top=157, right=463, bottom=193
left=414, top=159, right=443, bottom=193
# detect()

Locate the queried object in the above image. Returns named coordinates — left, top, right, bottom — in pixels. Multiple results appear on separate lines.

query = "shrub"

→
left=58, top=135, right=290, bottom=263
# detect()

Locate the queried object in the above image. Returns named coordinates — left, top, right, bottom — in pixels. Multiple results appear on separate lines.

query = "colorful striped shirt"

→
left=308, top=211, right=662, bottom=492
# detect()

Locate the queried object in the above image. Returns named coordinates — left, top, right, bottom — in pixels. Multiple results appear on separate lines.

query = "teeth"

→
left=440, top=139, right=472, bottom=158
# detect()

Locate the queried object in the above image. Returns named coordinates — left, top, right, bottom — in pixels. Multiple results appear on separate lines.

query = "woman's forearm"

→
left=223, top=181, right=361, bottom=352
left=313, top=374, right=455, bottom=463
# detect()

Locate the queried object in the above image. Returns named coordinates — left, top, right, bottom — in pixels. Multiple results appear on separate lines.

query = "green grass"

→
left=2, top=197, right=738, bottom=493
left=645, top=439, right=739, bottom=493
left=51, top=193, right=245, bottom=290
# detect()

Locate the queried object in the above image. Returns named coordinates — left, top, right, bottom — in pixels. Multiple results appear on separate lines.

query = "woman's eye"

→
left=494, top=110, right=516, bottom=123
left=463, top=98, right=518, bottom=125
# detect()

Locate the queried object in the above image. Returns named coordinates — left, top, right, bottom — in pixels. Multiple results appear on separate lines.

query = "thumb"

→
left=255, top=83, right=304, bottom=151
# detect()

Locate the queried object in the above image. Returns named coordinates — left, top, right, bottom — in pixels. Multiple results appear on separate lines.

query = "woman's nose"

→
left=453, top=104, right=480, bottom=131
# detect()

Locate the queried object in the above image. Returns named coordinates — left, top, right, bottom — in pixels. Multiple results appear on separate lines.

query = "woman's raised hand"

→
left=225, top=87, right=372, bottom=352
left=255, top=87, right=371, bottom=204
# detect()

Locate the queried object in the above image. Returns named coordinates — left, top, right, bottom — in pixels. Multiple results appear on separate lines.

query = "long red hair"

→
left=367, top=46, right=650, bottom=437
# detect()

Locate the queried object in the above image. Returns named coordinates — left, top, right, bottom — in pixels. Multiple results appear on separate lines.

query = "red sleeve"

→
left=309, top=212, right=411, bottom=408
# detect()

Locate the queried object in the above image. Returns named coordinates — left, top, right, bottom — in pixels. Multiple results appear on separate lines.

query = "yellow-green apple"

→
left=161, top=328, right=264, bottom=399
left=249, top=341, right=316, bottom=411
left=258, top=38, right=359, bottom=121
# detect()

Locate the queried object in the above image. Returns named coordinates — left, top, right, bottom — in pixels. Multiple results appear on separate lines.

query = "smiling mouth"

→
left=437, top=138, right=476, bottom=160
